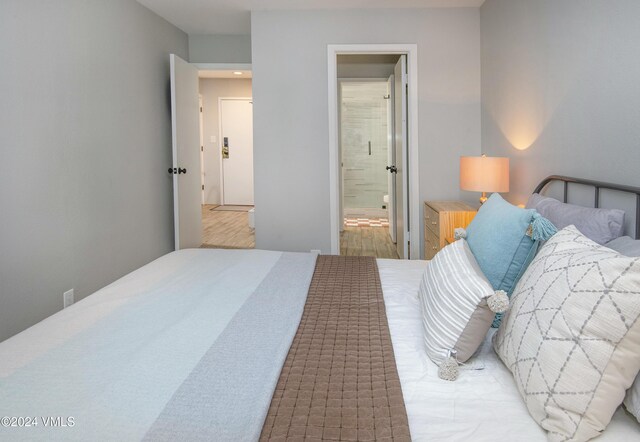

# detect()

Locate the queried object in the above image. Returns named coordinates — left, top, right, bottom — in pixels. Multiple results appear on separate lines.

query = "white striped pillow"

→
left=419, top=239, right=502, bottom=367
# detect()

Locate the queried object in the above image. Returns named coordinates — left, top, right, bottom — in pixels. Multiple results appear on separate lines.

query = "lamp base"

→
left=479, top=192, right=488, bottom=205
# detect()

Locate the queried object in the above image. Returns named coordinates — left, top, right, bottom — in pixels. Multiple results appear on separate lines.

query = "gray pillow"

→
left=606, top=236, right=640, bottom=257
left=525, top=193, right=625, bottom=245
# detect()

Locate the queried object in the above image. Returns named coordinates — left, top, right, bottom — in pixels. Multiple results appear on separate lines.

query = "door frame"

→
left=328, top=44, right=420, bottom=259
left=218, top=97, right=253, bottom=206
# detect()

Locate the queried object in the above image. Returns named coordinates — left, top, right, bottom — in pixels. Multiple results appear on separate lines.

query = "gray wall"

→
left=199, top=78, right=253, bottom=205
left=189, top=34, right=252, bottom=63
left=251, top=9, right=481, bottom=255
left=0, top=0, right=188, bottom=341
left=481, top=0, right=640, bottom=206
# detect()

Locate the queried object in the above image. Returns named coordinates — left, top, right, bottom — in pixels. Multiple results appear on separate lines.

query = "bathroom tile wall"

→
left=341, top=81, right=390, bottom=210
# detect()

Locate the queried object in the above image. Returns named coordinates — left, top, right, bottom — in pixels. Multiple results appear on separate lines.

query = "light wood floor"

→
left=201, top=205, right=396, bottom=257
left=201, top=205, right=255, bottom=249
left=340, top=226, right=399, bottom=259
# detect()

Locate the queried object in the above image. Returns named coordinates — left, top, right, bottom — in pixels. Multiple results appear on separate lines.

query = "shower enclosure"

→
left=340, top=80, right=390, bottom=220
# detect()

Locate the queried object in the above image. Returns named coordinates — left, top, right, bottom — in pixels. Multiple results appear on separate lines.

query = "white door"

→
left=221, top=99, right=254, bottom=205
left=394, top=55, right=409, bottom=259
left=199, top=95, right=205, bottom=205
left=386, top=75, right=396, bottom=243
left=170, top=54, right=202, bottom=250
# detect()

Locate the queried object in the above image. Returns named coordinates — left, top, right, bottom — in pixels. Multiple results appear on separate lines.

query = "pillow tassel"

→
left=529, top=213, right=557, bottom=241
left=438, top=349, right=459, bottom=381
left=454, top=228, right=467, bottom=240
left=488, top=290, right=509, bottom=313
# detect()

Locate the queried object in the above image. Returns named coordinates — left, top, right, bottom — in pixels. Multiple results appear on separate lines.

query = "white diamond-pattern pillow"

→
left=494, top=225, right=640, bottom=441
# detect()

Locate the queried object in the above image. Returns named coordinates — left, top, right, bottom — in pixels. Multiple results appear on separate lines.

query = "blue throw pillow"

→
left=464, top=193, right=557, bottom=327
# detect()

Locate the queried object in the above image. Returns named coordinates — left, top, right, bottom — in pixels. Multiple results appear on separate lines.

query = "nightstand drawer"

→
left=424, top=204, right=440, bottom=234
left=425, top=227, right=440, bottom=260
left=423, top=201, right=476, bottom=260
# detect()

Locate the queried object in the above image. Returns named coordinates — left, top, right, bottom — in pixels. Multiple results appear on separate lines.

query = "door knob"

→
left=386, top=165, right=398, bottom=174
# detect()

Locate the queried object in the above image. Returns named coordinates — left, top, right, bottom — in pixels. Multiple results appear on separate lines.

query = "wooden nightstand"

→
left=424, top=201, right=477, bottom=260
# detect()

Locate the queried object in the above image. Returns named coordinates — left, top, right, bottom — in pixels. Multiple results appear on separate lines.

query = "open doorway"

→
left=339, top=69, right=397, bottom=259
left=198, top=69, right=255, bottom=249
left=330, top=49, right=419, bottom=259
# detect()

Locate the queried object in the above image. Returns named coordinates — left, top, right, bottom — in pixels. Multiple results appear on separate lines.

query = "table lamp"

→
left=460, top=155, right=510, bottom=204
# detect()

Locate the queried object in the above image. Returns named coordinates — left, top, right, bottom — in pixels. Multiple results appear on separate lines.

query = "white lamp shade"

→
left=460, top=156, right=510, bottom=193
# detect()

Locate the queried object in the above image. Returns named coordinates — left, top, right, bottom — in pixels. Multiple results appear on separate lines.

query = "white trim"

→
left=218, top=97, right=253, bottom=206
left=328, top=44, right=420, bottom=259
left=194, top=63, right=252, bottom=71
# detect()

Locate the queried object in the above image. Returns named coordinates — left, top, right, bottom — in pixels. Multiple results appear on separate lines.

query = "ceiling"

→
left=137, top=0, right=486, bottom=35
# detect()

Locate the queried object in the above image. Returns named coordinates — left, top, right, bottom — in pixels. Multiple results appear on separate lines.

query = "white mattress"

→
left=377, top=258, right=640, bottom=442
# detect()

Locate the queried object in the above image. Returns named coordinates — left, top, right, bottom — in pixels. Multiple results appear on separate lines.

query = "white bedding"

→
left=377, top=258, right=640, bottom=442
left=0, top=249, right=317, bottom=441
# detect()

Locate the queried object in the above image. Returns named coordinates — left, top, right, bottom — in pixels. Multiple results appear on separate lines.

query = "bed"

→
left=1, top=176, right=640, bottom=441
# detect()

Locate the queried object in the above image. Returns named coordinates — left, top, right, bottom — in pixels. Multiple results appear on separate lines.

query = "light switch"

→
left=210, top=136, right=217, bottom=143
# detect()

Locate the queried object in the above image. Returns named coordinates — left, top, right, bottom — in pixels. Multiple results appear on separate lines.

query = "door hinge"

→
left=200, top=107, right=203, bottom=112
left=202, top=185, right=204, bottom=190
left=201, top=146, right=204, bottom=152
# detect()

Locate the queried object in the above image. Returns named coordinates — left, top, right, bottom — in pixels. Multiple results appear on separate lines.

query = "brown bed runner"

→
left=260, top=256, right=411, bottom=441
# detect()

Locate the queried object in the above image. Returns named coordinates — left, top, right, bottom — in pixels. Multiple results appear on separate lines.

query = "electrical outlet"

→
left=310, top=249, right=321, bottom=255
left=63, top=289, right=74, bottom=309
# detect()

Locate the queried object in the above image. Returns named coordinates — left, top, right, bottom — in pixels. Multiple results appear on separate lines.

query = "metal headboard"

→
left=533, top=175, right=640, bottom=239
